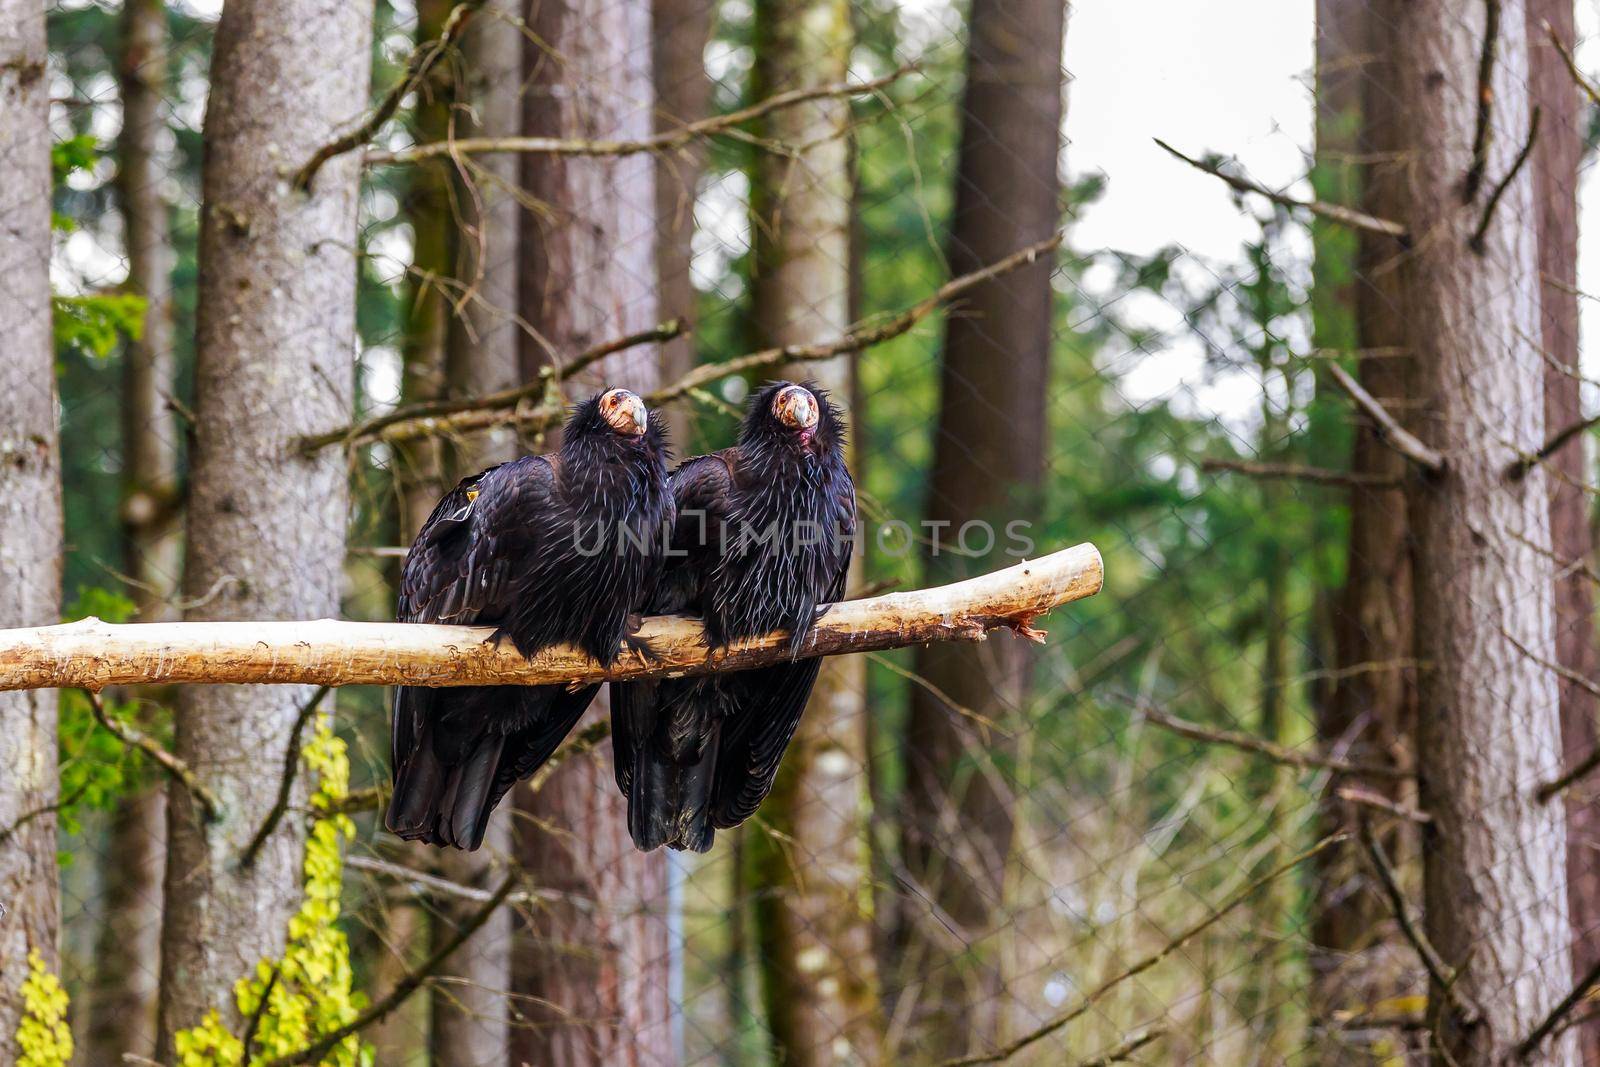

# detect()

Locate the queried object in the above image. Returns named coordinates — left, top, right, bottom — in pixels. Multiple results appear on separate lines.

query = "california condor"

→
left=612, top=381, right=856, bottom=852
left=387, top=388, right=671, bottom=850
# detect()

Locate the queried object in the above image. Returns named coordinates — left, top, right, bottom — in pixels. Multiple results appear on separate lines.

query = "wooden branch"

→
left=300, top=231, right=1064, bottom=454
left=1507, top=409, right=1600, bottom=480
left=240, top=684, right=331, bottom=868
left=1518, top=954, right=1600, bottom=1058
left=935, top=833, right=1349, bottom=1067
left=293, top=1, right=477, bottom=190
left=262, top=874, right=517, bottom=1067
left=1154, top=138, right=1409, bottom=240
left=1463, top=0, right=1501, bottom=202
left=1336, top=785, right=1432, bottom=825
left=1545, top=20, right=1600, bottom=111
left=346, top=854, right=569, bottom=910
left=1073, top=1027, right=1165, bottom=1067
left=293, top=320, right=685, bottom=455
left=1359, top=819, right=1478, bottom=1024
left=1136, top=702, right=1410, bottom=780
left=83, top=689, right=221, bottom=822
left=1469, top=105, right=1540, bottom=255
left=1537, top=744, right=1600, bottom=803
left=0, top=543, right=1102, bottom=691
left=1325, top=362, right=1447, bottom=474
left=366, top=66, right=912, bottom=166
left=1201, top=458, right=1401, bottom=489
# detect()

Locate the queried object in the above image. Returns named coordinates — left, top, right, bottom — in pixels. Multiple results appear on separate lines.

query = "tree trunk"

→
left=1527, top=4, right=1600, bottom=1063
left=86, top=1, right=179, bottom=1058
left=898, top=0, right=1064, bottom=1056
left=510, top=1, right=674, bottom=1063
left=420, top=6, right=525, bottom=1064
left=652, top=0, right=712, bottom=447
left=1390, top=3, right=1577, bottom=1061
left=1310, top=0, right=1419, bottom=1031
left=744, top=0, right=884, bottom=1063
left=0, top=0, right=64, bottom=1051
left=153, top=0, right=371, bottom=1052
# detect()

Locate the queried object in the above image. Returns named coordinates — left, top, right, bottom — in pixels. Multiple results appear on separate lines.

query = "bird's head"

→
left=742, top=380, right=843, bottom=457
left=596, top=387, right=649, bottom=437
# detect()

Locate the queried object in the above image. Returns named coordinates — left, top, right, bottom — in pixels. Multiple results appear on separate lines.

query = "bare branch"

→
left=935, top=833, right=1350, bottom=1067
left=261, top=874, right=517, bottom=1066
left=345, top=854, right=572, bottom=910
left=0, top=543, right=1102, bottom=691
left=1135, top=701, right=1410, bottom=780
left=1358, top=817, right=1477, bottom=1023
left=1469, top=105, right=1541, bottom=254
left=1201, top=458, right=1401, bottom=489
left=1335, top=785, right=1432, bottom=825
left=1517, top=953, right=1600, bottom=1056
left=1073, top=1027, right=1165, bottom=1067
left=526, top=719, right=610, bottom=794
left=366, top=66, right=913, bottom=166
left=293, top=320, right=686, bottom=455
left=1538, top=745, right=1600, bottom=803
left=240, top=684, right=331, bottom=868
left=293, top=2, right=478, bottom=190
left=302, top=231, right=1064, bottom=454
left=1325, top=362, right=1447, bottom=474
left=1463, top=0, right=1502, bottom=201
left=1544, top=19, right=1600, bottom=111
left=83, top=688, right=221, bottom=822
left=1154, top=138, right=1409, bottom=240
left=0, top=782, right=88, bottom=848
left=1507, top=408, right=1600, bottom=480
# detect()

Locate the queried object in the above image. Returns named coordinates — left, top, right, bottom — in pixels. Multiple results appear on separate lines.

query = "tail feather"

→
left=386, top=686, right=510, bottom=851
left=621, top=680, right=720, bottom=853
left=627, top=727, right=718, bottom=853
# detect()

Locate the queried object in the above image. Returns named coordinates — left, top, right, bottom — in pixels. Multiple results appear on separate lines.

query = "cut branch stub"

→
left=0, top=542, right=1103, bottom=692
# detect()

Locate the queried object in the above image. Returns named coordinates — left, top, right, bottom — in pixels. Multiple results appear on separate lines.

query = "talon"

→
left=623, top=630, right=666, bottom=667
left=1009, top=613, right=1048, bottom=644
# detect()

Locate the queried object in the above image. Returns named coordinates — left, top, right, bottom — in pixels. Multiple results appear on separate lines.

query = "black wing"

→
left=397, top=456, right=556, bottom=626
left=389, top=458, right=562, bottom=850
left=709, top=531, right=851, bottom=830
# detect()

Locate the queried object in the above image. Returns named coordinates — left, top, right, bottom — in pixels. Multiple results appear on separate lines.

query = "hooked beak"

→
left=773, top=386, right=820, bottom=436
left=599, top=388, right=648, bottom=436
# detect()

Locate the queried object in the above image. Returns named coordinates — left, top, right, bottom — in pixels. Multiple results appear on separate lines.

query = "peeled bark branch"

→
left=1326, top=362, right=1447, bottom=474
left=0, top=543, right=1101, bottom=692
left=1154, top=138, right=1409, bottom=240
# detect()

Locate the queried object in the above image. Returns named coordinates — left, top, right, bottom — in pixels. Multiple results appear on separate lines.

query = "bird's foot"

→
left=623, top=613, right=666, bottom=667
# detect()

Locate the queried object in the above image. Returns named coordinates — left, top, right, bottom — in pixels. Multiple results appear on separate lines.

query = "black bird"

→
left=612, top=381, right=856, bottom=852
left=387, top=388, right=671, bottom=850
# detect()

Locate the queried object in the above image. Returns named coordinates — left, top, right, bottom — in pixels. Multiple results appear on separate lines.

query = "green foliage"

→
left=56, top=587, right=148, bottom=838
left=53, top=293, right=147, bottom=361
left=49, top=134, right=98, bottom=232
left=172, top=723, right=371, bottom=1067
left=15, top=951, right=72, bottom=1067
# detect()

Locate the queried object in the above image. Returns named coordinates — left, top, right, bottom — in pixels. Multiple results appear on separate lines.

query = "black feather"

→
left=386, top=392, right=672, bottom=850
left=611, top=381, right=855, bottom=852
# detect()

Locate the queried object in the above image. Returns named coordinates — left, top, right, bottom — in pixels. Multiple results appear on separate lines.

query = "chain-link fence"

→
left=25, top=0, right=1600, bottom=1064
